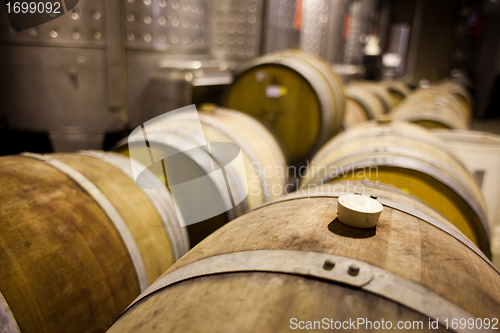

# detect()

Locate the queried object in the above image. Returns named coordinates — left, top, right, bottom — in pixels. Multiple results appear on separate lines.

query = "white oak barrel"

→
left=224, top=50, right=345, bottom=165
left=106, top=182, right=500, bottom=333
left=343, top=83, right=387, bottom=129
left=382, top=80, right=411, bottom=105
left=433, top=81, right=473, bottom=119
left=348, top=81, right=397, bottom=113
left=343, top=98, right=370, bottom=129
left=390, top=83, right=471, bottom=130
left=0, top=152, right=189, bottom=333
left=343, top=81, right=410, bottom=129
left=300, top=121, right=490, bottom=257
left=116, top=106, right=287, bottom=246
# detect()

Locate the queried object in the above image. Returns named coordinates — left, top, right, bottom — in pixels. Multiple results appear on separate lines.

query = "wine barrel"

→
left=381, top=80, right=411, bottom=105
left=0, top=152, right=189, bottom=333
left=343, top=84, right=386, bottom=129
left=433, top=81, right=473, bottom=118
left=343, top=81, right=410, bottom=129
left=390, top=84, right=470, bottom=130
left=343, top=98, right=370, bottom=129
left=348, top=81, right=397, bottom=113
left=300, top=120, right=490, bottom=257
left=224, top=50, right=345, bottom=164
left=107, top=182, right=500, bottom=333
left=116, top=106, right=287, bottom=246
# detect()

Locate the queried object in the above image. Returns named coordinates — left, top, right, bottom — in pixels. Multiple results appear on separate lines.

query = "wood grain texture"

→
left=0, top=153, right=177, bottom=332
left=52, top=153, right=175, bottom=284
left=109, top=273, right=450, bottom=333
left=109, top=188, right=500, bottom=332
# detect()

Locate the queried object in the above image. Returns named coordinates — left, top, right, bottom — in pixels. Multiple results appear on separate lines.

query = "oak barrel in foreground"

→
left=107, top=182, right=500, bottom=333
left=0, top=152, right=189, bottom=333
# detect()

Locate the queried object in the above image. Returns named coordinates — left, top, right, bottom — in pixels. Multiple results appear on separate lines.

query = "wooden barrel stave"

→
left=50, top=153, right=177, bottom=285
left=343, top=98, right=369, bottom=128
left=107, top=184, right=500, bottom=333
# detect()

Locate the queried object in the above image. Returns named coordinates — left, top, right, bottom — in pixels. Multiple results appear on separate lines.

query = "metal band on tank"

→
left=21, top=153, right=149, bottom=292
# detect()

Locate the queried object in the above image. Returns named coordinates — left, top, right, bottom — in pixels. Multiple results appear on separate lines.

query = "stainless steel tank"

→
left=0, top=0, right=266, bottom=151
left=0, top=0, right=127, bottom=152
left=300, top=0, right=347, bottom=64
left=124, top=0, right=263, bottom=129
left=343, top=0, right=378, bottom=65
left=210, top=0, right=264, bottom=61
left=262, top=0, right=300, bottom=54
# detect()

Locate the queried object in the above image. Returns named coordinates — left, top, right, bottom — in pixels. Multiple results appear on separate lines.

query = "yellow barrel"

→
left=301, top=120, right=490, bottom=257
left=116, top=106, right=287, bottom=245
left=0, top=152, right=189, bottom=333
left=390, top=83, right=470, bottom=130
left=224, top=50, right=345, bottom=164
left=107, top=182, right=500, bottom=333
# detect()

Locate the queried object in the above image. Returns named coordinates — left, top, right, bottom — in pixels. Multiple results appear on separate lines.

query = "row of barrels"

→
left=0, top=108, right=287, bottom=332
left=390, top=82, right=472, bottom=130
left=224, top=49, right=471, bottom=164
left=108, top=181, right=500, bottom=333
left=342, top=80, right=472, bottom=131
left=2, top=119, right=496, bottom=332
left=1, top=50, right=497, bottom=332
